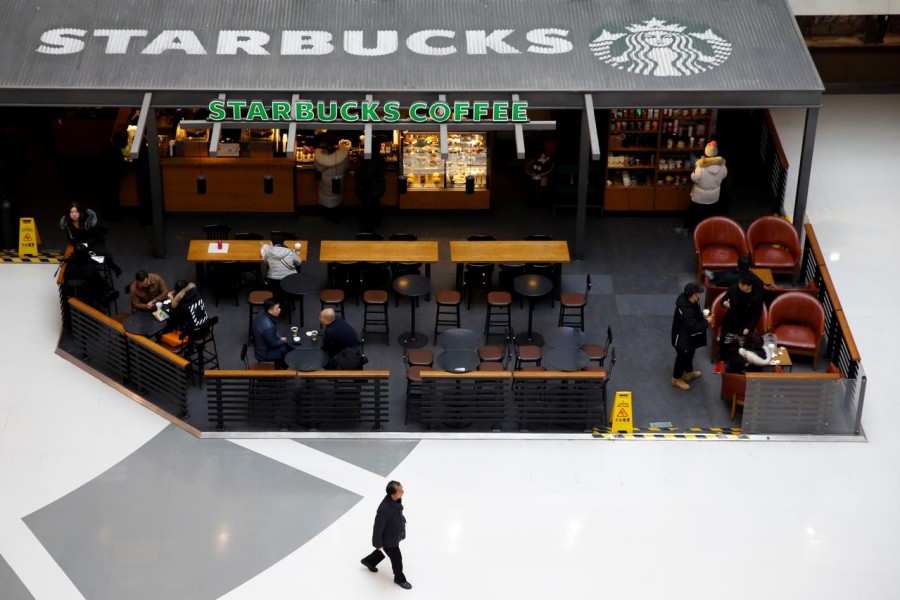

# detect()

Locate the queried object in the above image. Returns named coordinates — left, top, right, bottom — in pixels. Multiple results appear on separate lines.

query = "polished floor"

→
left=1, top=95, right=899, bottom=599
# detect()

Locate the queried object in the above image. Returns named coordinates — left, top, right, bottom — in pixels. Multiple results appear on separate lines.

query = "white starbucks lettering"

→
left=344, top=31, right=398, bottom=56
left=281, top=31, right=334, bottom=55
left=141, top=30, right=207, bottom=55
left=406, top=30, right=456, bottom=56
left=93, top=30, right=148, bottom=54
left=465, top=30, right=519, bottom=54
left=36, top=28, right=87, bottom=54
left=590, top=18, right=731, bottom=77
left=526, top=28, right=573, bottom=54
left=217, top=30, right=271, bottom=55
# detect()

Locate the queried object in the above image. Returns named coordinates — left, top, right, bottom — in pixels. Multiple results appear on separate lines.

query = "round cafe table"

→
left=285, top=347, right=329, bottom=371
left=542, top=347, right=590, bottom=372
left=124, top=311, right=167, bottom=338
left=436, top=328, right=481, bottom=350
left=435, top=349, right=480, bottom=373
left=544, top=326, right=587, bottom=349
left=280, top=273, right=319, bottom=328
left=393, top=274, right=431, bottom=349
left=513, top=274, right=553, bottom=346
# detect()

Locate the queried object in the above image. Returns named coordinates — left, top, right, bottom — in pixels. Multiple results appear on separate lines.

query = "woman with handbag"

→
left=314, top=136, right=350, bottom=223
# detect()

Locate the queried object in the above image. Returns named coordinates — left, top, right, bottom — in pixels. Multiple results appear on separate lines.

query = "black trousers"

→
left=362, top=546, right=406, bottom=583
left=673, top=348, right=696, bottom=379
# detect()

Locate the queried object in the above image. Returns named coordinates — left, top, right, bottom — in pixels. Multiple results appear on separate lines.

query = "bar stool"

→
left=433, top=290, right=462, bottom=336
left=362, top=289, right=390, bottom=345
left=484, top=291, right=512, bottom=338
left=558, top=274, right=591, bottom=330
left=514, top=344, right=542, bottom=370
left=582, top=325, right=613, bottom=367
left=406, top=348, right=434, bottom=367
left=184, top=317, right=220, bottom=384
left=247, top=290, right=274, bottom=340
left=319, top=289, right=346, bottom=319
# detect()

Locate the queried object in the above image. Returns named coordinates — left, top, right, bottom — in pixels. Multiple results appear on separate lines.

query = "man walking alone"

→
left=361, top=481, right=412, bottom=590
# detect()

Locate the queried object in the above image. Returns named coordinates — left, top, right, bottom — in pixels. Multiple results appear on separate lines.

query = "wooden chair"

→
left=558, top=274, right=591, bottom=330
left=582, top=325, right=612, bottom=367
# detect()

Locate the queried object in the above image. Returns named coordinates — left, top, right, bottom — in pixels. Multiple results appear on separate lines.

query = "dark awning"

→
left=0, top=0, right=822, bottom=108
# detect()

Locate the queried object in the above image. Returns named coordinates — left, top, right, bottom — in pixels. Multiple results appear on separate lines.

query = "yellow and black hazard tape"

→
left=0, top=250, right=65, bottom=264
left=593, top=426, right=747, bottom=440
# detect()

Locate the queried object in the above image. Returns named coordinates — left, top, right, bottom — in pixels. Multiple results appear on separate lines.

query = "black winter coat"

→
left=720, top=284, right=763, bottom=334
left=372, top=495, right=406, bottom=549
left=671, top=293, right=709, bottom=352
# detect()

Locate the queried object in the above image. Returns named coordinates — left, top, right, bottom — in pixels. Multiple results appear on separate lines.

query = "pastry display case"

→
left=399, top=131, right=490, bottom=209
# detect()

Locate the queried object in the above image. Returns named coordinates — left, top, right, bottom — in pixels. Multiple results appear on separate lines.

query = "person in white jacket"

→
left=685, top=140, right=728, bottom=232
left=725, top=333, right=773, bottom=374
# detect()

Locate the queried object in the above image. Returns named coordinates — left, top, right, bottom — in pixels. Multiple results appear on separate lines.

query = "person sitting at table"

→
left=319, top=307, right=361, bottom=363
left=62, top=244, right=115, bottom=309
left=724, top=333, right=772, bottom=374
left=167, top=280, right=211, bottom=340
left=251, top=299, right=291, bottom=369
left=130, top=269, right=168, bottom=312
left=58, top=201, right=123, bottom=277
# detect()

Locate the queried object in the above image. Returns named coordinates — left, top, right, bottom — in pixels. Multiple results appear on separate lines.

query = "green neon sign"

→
left=207, top=99, right=529, bottom=123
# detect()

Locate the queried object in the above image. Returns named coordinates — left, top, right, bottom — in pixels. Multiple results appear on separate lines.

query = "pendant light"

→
left=196, top=143, right=207, bottom=195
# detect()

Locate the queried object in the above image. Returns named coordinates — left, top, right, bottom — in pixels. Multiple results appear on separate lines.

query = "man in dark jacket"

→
left=251, top=299, right=290, bottom=369
left=319, top=308, right=360, bottom=359
left=671, top=282, right=712, bottom=390
left=718, top=273, right=764, bottom=356
left=360, top=481, right=411, bottom=590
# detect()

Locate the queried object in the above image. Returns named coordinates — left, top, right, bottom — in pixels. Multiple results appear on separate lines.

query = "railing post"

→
left=372, top=377, right=384, bottom=432
left=214, top=377, right=225, bottom=431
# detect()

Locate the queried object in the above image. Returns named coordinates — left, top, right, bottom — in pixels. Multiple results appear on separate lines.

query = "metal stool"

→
left=319, top=289, right=346, bottom=319
left=248, top=290, right=274, bottom=340
left=362, top=289, right=390, bottom=345
left=484, top=291, right=512, bottom=338
left=433, top=290, right=461, bottom=336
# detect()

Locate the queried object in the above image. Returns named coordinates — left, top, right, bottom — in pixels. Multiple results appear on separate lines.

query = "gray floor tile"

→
left=0, top=554, right=35, bottom=600
left=295, top=439, right=419, bottom=476
left=560, top=273, right=613, bottom=295
left=615, top=294, right=675, bottom=316
left=24, top=426, right=362, bottom=600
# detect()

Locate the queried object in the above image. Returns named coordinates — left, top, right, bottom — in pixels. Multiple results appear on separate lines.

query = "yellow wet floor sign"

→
left=609, top=391, right=633, bottom=434
left=18, top=218, right=41, bottom=256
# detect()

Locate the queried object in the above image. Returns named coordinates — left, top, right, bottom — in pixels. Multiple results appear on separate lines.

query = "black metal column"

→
left=145, top=109, right=167, bottom=258
left=574, top=109, right=590, bottom=259
left=792, top=107, right=819, bottom=238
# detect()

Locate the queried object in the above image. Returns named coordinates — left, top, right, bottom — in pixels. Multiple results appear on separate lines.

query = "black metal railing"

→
left=69, top=298, right=129, bottom=384
left=756, top=110, right=790, bottom=214
left=206, top=370, right=390, bottom=431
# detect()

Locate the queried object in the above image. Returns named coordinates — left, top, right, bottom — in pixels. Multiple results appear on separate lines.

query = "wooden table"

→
left=187, top=239, right=308, bottom=283
left=769, top=346, right=793, bottom=372
left=751, top=268, right=774, bottom=287
left=319, top=240, right=439, bottom=278
left=449, top=240, right=570, bottom=292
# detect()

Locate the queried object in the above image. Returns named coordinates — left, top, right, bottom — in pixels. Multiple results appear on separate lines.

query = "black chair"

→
left=203, top=224, right=231, bottom=240
left=208, top=262, right=242, bottom=307
left=582, top=325, right=613, bottom=367
left=235, top=232, right=263, bottom=240
left=270, top=230, right=298, bottom=241
left=240, top=342, right=275, bottom=370
left=463, top=234, right=496, bottom=309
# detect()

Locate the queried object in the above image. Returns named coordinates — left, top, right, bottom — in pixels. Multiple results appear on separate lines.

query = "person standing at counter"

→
left=314, top=136, right=349, bottom=223
left=59, top=201, right=123, bottom=277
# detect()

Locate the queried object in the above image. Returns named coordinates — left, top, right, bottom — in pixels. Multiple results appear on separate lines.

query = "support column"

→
left=792, top=107, right=819, bottom=238
left=574, top=109, right=591, bottom=258
left=145, top=108, right=166, bottom=258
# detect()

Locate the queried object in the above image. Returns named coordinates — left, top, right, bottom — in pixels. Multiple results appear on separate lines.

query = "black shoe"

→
left=395, top=581, right=412, bottom=590
left=360, top=559, right=377, bottom=573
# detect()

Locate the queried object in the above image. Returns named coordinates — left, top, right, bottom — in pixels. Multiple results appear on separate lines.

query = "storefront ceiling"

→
left=0, top=0, right=823, bottom=108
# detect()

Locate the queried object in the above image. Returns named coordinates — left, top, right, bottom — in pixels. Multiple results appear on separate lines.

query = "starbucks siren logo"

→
left=590, top=17, right=732, bottom=77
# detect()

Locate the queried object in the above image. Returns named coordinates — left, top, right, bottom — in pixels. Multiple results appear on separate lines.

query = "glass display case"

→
left=400, top=132, right=488, bottom=191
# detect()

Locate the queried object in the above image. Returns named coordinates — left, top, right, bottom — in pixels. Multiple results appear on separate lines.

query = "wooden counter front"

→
left=162, top=157, right=295, bottom=212
left=296, top=168, right=399, bottom=208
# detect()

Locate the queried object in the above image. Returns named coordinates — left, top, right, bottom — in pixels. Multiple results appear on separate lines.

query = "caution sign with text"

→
left=18, top=218, right=41, bottom=256
left=609, top=391, right=634, bottom=434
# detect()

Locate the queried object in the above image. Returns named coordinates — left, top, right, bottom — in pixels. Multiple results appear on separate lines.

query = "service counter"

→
left=161, top=157, right=295, bottom=212
left=294, top=166, right=399, bottom=209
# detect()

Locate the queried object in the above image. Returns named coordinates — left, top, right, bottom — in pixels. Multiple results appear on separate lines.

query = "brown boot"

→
left=683, top=371, right=703, bottom=382
left=671, top=377, right=690, bottom=390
